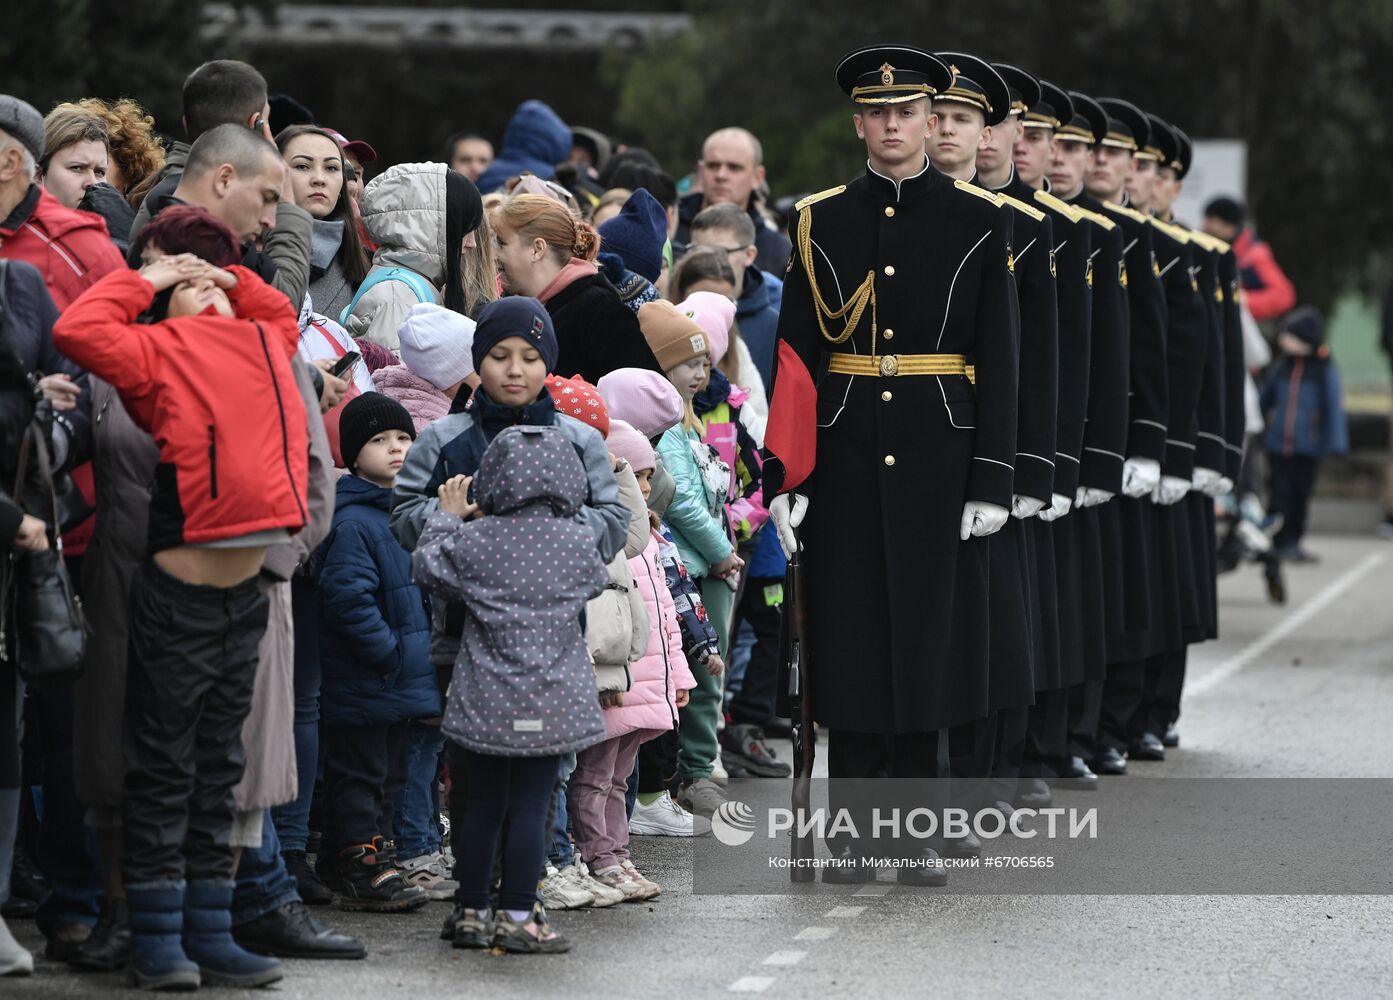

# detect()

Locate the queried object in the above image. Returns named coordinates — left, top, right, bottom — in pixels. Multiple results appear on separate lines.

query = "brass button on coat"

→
left=884, top=265, right=896, bottom=276
left=881, top=390, right=893, bottom=401
left=884, top=455, right=896, bottom=466
left=884, top=206, right=895, bottom=218
left=882, top=328, right=894, bottom=340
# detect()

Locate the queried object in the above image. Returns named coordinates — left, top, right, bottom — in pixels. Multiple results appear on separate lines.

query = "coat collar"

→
left=864, top=155, right=939, bottom=204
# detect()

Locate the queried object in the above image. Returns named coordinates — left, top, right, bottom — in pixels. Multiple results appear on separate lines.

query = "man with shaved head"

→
left=676, top=126, right=791, bottom=274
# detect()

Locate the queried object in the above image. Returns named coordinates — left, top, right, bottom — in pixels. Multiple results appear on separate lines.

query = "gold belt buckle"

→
left=879, top=354, right=899, bottom=377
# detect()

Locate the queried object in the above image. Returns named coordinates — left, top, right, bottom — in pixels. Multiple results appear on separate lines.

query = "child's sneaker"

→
left=676, top=777, right=727, bottom=818
left=539, top=865, right=592, bottom=910
left=322, top=844, right=430, bottom=913
left=619, top=860, right=661, bottom=899
left=560, top=863, right=623, bottom=908
left=490, top=904, right=568, bottom=954
left=449, top=907, right=493, bottom=950
left=629, top=790, right=711, bottom=837
left=590, top=864, right=647, bottom=902
left=400, top=852, right=458, bottom=901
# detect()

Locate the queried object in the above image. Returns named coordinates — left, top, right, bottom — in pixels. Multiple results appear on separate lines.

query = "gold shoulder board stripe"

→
left=794, top=185, right=847, bottom=213
left=954, top=178, right=1004, bottom=205
left=1075, top=207, right=1116, bottom=231
left=1102, top=200, right=1150, bottom=224
left=1149, top=217, right=1190, bottom=244
left=997, top=193, right=1046, bottom=221
left=1033, top=189, right=1084, bottom=223
left=1187, top=230, right=1219, bottom=252
left=1210, top=236, right=1232, bottom=254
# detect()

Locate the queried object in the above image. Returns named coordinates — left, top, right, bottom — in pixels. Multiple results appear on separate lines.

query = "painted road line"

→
left=853, top=882, right=894, bottom=896
left=825, top=905, right=866, bottom=918
left=763, top=950, right=808, bottom=966
left=728, top=976, right=775, bottom=992
left=1186, top=552, right=1386, bottom=699
left=793, top=926, right=836, bottom=941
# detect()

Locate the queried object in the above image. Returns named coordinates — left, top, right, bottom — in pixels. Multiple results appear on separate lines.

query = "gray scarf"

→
left=310, top=218, right=344, bottom=273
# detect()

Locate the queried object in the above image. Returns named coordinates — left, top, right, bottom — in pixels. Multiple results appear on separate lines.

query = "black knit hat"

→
left=1204, top=196, right=1245, bottom=228
left=1282, top=305, right=1326, bottom=350
left=339, top=392, right=416, bottom=472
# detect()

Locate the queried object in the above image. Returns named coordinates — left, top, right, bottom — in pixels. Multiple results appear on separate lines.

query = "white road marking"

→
left=728, top=976, right=775, bottom=992
left=825, top=905, right=866, bottom=918
left=1186, top=552, right=1387, bottom=699
left=793, top=926, right=836, bottom=941
left=853, top=882, right=894, bottom=896
left=763, top=950, right=807, bottom=966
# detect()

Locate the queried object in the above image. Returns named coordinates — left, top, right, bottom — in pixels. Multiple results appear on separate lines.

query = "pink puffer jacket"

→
left=604, top=530, right=697, bottom=741
left=373, top=363, right=451, bottom=433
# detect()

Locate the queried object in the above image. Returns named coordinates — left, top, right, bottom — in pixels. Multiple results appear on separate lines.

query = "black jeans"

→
left=1268, top=453, right=1319, bottom=550
left=728, top=576, right=783, bottom=727
left=449, top=744, right=558, bottom=913
left=121, top=560, right=268, bottom=885
left=321, top=720, right=410, bottom=854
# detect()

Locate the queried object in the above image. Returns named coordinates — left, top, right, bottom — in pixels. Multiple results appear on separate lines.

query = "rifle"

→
left=787, top=534, right=815, bottom=881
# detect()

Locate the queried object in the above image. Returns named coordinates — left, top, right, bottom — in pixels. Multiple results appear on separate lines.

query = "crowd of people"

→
left=0, top=43, right=1345, bottom=988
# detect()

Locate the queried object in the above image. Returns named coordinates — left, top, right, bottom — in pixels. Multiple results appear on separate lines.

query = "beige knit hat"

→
left=638, top=300, right=709, bottom=372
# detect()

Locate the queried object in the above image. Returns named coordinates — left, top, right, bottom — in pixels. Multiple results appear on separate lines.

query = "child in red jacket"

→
left=52, top=206, right=307, bottom=990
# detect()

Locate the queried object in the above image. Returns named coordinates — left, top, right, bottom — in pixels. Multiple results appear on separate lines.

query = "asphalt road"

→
left=12, top=534, right=1393, bottom=998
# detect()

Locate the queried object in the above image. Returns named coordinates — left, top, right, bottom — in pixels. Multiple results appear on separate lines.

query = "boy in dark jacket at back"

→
left=1260, top=306, right=1348, bottom=562
left=315, top=393, right=440, bottom=912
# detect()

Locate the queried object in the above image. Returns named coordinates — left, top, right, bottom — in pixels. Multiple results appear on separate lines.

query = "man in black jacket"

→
left=675, top=127, right=792, bottom=274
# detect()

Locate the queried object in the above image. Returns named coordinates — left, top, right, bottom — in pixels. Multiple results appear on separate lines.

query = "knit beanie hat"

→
left=597, top=188, right=667, bottom=282
left=638, top=300, right=709, bottom=372
left=339, top=392, right=416, bottom=472
left=608, top=419, right=655, bottom=473
left=398, top=303, right=476, bottom=390
left=1282, top=305, right=1326, bottom=350
left=1203, top=195, right=1244, bottom=228
left=471, top=296, right=559, bottom=373
left=597, top=367, right=684, bottom=439
left=545, top=374, right=610, bottom=438
left=677, top=291, right=737, bottom=365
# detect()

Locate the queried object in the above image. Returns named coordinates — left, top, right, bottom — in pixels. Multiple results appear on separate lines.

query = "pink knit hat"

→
left=677, top=291, right=737, bottom=365
left=596, top=367, right=684, bottom=439
left=607, top=419, right=656, bottom=473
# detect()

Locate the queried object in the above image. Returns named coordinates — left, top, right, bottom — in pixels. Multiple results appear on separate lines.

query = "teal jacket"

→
left=656, top=424, right=731, bottom=577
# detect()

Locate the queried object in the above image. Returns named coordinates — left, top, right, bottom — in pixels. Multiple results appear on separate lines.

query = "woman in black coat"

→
left=490, top=193, right=660, bottom=384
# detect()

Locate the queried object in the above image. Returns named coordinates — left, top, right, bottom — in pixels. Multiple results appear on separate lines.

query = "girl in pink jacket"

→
left=568, top=420, right=696, bottom=901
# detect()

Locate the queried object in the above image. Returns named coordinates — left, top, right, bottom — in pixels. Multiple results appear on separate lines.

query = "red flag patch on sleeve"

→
left=765, top=340, right=818, bottom=493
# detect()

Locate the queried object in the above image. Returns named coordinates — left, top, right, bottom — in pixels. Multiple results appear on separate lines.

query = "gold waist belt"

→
left=826, top=352, right=974, bottom=381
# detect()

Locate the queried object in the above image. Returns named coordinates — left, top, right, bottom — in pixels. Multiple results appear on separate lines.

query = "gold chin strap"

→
left=797, top=205, right=877, bottom=346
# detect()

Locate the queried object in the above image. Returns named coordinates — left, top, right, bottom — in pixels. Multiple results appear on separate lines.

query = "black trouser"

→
left=1268, top=453, right=1319, bottom=550
left=637, top=729, right=679, bottom=794
left=1024, top=687, right=1071, bottom=777
left=989, top=705, right=1030, bottom=803
left=448, top=744, right=557, bottom=913
left=121, top=560, right=268, bottom=885
left=828, top=729, right=942, bottom=856
left=321, top=719, right=410, bottom=854
left=1097, top=659, right=1146, bottom=754
left=1067, top=679, right=1103, bottom=761
left=1139, top=647, right=1187, bottom=738
left=947, top=714, right=997, bottom=814
left=728, top=576, right=783, bottom=727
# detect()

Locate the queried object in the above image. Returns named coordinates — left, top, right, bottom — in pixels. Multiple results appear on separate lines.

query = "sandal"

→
left=450, top=907, right=494, bottom=950
left=490, top=903, right=569, bottom=955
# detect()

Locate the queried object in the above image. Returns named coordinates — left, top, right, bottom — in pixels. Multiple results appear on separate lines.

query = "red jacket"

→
left=0, top=186, right=125, bottom=310
left=1233, top=228, right=1296, bottom=322
left=53, top=266, right=309, bottom=553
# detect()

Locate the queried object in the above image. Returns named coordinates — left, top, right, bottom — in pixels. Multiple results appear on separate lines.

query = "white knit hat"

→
left=397, top=303, right=476, bottom=390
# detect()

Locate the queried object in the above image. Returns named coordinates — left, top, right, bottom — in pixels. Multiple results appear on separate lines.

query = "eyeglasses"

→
left=714, top=244, right=753, bottom=256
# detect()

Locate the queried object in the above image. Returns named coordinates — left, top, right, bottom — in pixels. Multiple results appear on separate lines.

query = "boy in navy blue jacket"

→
left=315, top=393, right=440, bottom=912
left=1260, top=307, right=1348, bottom=562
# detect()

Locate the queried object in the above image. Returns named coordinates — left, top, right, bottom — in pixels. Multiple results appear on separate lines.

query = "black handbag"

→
left=1, top=422, right=88, bottom=683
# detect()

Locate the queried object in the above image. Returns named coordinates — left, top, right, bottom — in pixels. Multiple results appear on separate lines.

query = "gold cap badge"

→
left=880, top=63, right=895, bottom=86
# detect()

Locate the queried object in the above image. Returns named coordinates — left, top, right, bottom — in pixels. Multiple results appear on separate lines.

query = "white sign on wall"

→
left=1172, top=139, right=1246, bottom=229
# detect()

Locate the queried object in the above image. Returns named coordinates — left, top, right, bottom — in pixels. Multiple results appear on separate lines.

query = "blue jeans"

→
left=272, top=575, right=320, bottom=854
left=31, top=682, right=101, bottom=934
left=393, top=721, right=444, bottom=859
left=232, top=809, right=300, bottom=926
left=724, top=619, right=755, bottom=709
left=549, top=753, right=577, bottom=867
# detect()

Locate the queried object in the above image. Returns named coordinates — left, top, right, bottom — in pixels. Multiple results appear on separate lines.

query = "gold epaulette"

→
left=1074, top=206, right=1116, bottom=231
left=1207, top=234, right=1232, bottom=254
left=954, top=178, right=1004, bottom=206
left=1187, top=230, right=1220, bottom=252
left=1033, top=189, right=1085, bottom=223
left=996, top=193, right=1046, bottom=221
left=794, top=185, right=846, bottom=213
left=1102, top=200, right=1151, bottom=224
left=1148, top=216, right=1191, bottom=244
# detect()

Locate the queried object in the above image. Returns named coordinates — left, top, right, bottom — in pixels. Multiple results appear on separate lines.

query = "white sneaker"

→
left=592, top=864, right=647, bottom=902
left=711, top=755, right=730, bottom=787
left=540, top=864, right=593, bottom=910
left=620, top=859, right=661, bottom=899
left=629, top=790, right=711, bottom=837
left=400, top=852, right=458, bottom=901
left=559, top=862, right=623, bottom=908
left=0, top=915, right=34, bottom=977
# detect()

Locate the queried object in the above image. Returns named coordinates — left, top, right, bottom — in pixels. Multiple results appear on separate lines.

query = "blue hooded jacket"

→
left=475, top=100, right=572, bottom=194
left=736, top=266, right=782, bottom=389
left=318, top=474, right=439, bottom=727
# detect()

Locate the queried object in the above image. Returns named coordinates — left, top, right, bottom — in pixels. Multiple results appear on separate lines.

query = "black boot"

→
left=1089, top=747, right=1128, bottom=776
left=70, top=897, right=130, bottom=971
left=233, top=901, right=366, bottom=960
left=1162, top=724, right=1180, bottom=749
left=895, top=844, right=949, bottom=888
left=821, top=841, right=876, bottom=885
left=282, top=850, right=334, bottom=906
left=1053, top=756, right=1100, bottom=790
left=1127, top=732, right=1165, bottom=761
left=1014, top=777, right=1053, bottom=807
left=941, top=830, right=982, bottom=860
left=321, top=844, right=429, bottom=913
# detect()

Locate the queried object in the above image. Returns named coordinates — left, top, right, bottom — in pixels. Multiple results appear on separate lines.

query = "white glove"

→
left=1192, top=467, right=1222, bottom=495
left=1075, top=486, right=1115, bottom=509
left=1122, top=457, right=1161, bottom=498
left=1212, top=476, right=1235, bottom=497
left=1038, top=492, right=1073, bottom=522
left=1011, top=494, right=1046, bottom=519
left=1153, top=475, right=1190, bottom=505
left=769, top=493, right=808, bottom=558
left=960, top=501, right=1010, bottom=541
